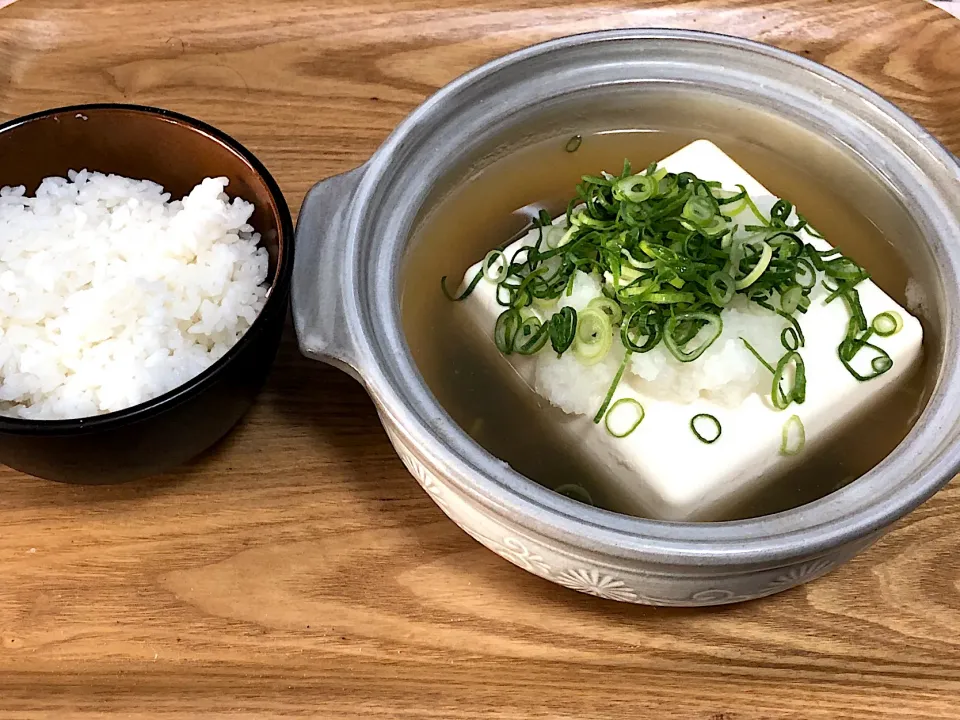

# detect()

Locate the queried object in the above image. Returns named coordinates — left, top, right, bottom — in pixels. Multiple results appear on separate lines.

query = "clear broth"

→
left=401, top=129, right=928, bottom=521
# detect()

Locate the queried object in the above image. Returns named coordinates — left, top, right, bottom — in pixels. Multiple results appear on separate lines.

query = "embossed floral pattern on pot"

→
left=555, top=568, right=639, bottom=602
left=487, top=536, right=552, bottom=577
left=765, top=558, right=834, bottom=591
left=386, top=428, right=449, bottom=511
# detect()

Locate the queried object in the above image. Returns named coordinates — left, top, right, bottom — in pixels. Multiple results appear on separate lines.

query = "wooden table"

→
left=2, top=1, right=960, bottom=717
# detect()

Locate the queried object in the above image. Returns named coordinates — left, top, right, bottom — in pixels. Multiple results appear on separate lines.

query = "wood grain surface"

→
left=2, top=0, right=960, bottom=717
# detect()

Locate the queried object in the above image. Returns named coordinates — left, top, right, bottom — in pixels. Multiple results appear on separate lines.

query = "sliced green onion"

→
left=781, top=327, right=800, bottom=352
left=797, top=213, right=825, bottom=239
left=587, top=296, right=623, bottom=325
left=556, top=226, right=577, bottom=247
left=593, top=350, right=632, bottom=423
left=603, top=398, right=645, bottom=438
left=647, top=291, right=697, bottom=304
left=839, top=340, right=894, bottom=381
left=664, top=313, right=723, bottom=363
left=770, top=232, right=803, bottom=260
left=780, top=285, right=804, bottom=314
left=690, top=413, right=722, bottom=444
left=565, top=135, right=582, bottom=153
left=621, top=249, right=656, bottom=270
left=741, top=337, right=775, bottom=374
left=549, top=307, right=577, bottom=355
left=615, top=173, right=659, bottom=203
left=443, top=158, right=875, bottom=397
left=543, top=225, right=566, bottom=249
left=621, top=306, right=662, bottom=353
left=824, top=256, right=865, bottom=282
left=700, top=214, right=729, bottom=238
left=513, top=316, right=548, bottom=355
left=615, top=264, right=643, bottom=289
left=707, top=271, right=736, bottom=306
left=824, top=277, right=867, bottom=306
left=840, top=287, right=868, bottom=334
left=573, top=307, right=613, bottom=365
left=735, top=242, right=773, bottom=290
left=794, top=259, right=817, bottom=289
left=441, top=270, right=482, bottom=301
left=873, top=354, right=893, bottom=373
left=780, top=415, right=806, bottom=456
left=482, top=250, right=508, bottom=283
left=532, top=294, right=558, bottom=311
left=555, top=483, right=593, bottom=505
left=778, top=311, right=806, bottom=347
left=494, top=309, right=521, bottom=355
left=770, top=199, right=793, bottom=225
left=682, top=196, right=716, bottom=225
left=740, top=186, right=771, bottom=226
left=717, top=188, right=749, bottom=216
left=872, top=311, right=903, bottom=337
left=574, top=212, right=614, bottom=229
left=772, top=351, right=807, bottom=410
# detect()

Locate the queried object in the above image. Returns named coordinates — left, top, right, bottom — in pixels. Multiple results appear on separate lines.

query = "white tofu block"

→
left=460, top=141, right=923, bottom=521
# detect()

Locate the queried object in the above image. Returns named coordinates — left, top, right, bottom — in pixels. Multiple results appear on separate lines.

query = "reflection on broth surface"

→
left=402, top=128, right=929, bottom=521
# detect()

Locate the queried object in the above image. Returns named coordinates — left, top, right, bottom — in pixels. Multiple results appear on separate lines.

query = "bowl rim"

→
left=0, top=102, right=294, bottom=432
left=348, top=28, right=960, bottom=565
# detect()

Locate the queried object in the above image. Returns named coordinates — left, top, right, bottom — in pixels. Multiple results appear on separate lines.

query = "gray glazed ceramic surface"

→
left=292, top=29, right=960, bottom=606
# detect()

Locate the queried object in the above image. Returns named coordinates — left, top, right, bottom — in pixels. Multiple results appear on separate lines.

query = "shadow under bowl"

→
left=0, top=104, right=293, bottom=484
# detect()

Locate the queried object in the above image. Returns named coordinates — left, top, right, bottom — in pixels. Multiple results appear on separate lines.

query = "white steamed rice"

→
left=0, top=170, right=269, bottom=420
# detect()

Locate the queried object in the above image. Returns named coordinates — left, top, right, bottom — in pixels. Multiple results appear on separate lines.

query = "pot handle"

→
left=292, top=165, right=368, bottom=380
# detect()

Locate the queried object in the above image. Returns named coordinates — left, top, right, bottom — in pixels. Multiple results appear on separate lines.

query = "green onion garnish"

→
left=664, top=313, right=723, bottom=363
left=781, top=327, right=800, bottom=352
left=734, top=242, right=773, bottom=290
left=513, top=315, right=549, bottom=355
left=573, top=307, right=613, bottom=365
left=603, top=398, right=645, bottom=438
left=691, top=413, right=722, bottom=444
left=616, top=172, right=659, bottom=203
left=493, top=308, right=521, bottom=354
left=441, top=270, right=482, bottom=301
left=741, top=337, right=775, bottom=374
left=588, top=296, right=623, bottom=324
left=682, top=196, right=716, bottom=225
left=482, top=250, right=508, bottom=283
left=780, top=285, right=804, bottom=314
left=548, top=306, right=577, bottom=355
left=838, top=339, right=894, bottom=381
left=565, top=135, right=582, bottom=153
left=772, top=351, right=806, bottom=410
left=593, top=350, right=632, bottom=424
left=707, top=271, right=736, bottom=306
left=555, top=483, right=593, bottom=504
left=444, top=157, right=896, bottom=433
left=780, top=415, right=805, bottom=455
left=872, top=311, right=903, bottom=337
